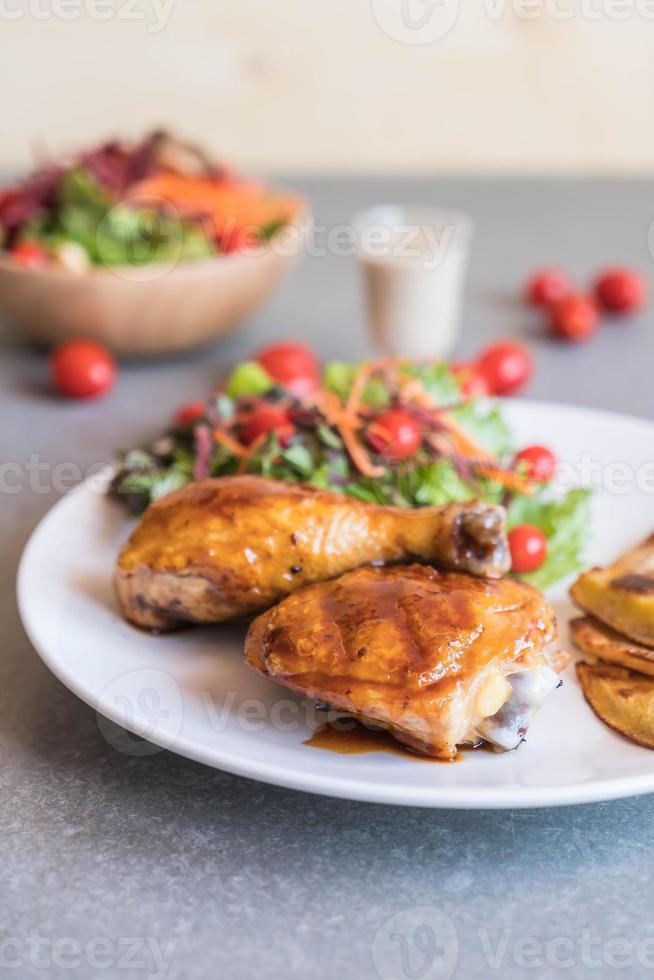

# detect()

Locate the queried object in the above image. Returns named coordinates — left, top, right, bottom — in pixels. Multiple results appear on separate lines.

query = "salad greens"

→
left=112, top=356, right=591, bottom=589
left=21, top=168, right=213, bottom=267
left=506, top=487, right=591, bottom=590
left=0, top=130, right=300, bottom=269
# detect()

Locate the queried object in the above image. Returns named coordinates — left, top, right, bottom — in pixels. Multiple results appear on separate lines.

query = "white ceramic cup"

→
left=353, top=205, right=474, bottom=358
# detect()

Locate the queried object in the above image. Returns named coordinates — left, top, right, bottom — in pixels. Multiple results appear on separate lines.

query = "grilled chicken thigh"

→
left=245, top=563, right=560, bottom=759
left=115, top=476, right=510, bottom=629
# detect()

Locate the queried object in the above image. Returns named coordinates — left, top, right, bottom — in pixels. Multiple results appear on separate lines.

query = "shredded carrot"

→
left=340, top=421, right=387, bottom=478
left=395, top=377, right=427, bottom=405
left=310, top=389, right=386, bottom=478
left=213, top=428, right=247, bottom=459
left=395, top=372, right=537, bottom=493
left=208, top=355, right=535, bottom=499
left=129, top=172, right=301, bottom=240
left=396, top=373, right=496, bottom=463
left=438, top=415, right=495, bottom=462
left=424, top=433, right=456, bottom=458
left=345, top=359, right=397, bottom=417
left=315, top=366, right=511, bottom=482
left=308, top=389, right=343, bottom=427
left=236, top=432, right=269, bottom=473
left=474, top=463, right=535, bottom=495
left=218, top=360, right=530, bottom=494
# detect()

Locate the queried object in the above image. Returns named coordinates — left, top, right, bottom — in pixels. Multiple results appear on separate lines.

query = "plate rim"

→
left=16, top=398, right=654, bottom=809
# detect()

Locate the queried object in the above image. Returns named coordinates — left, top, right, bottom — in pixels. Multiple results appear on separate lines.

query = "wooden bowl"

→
left=0, top=210, right=306, bottom=358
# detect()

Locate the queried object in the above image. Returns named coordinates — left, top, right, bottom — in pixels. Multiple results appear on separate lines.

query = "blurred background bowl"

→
left=0, top=206, right=306, bottom=358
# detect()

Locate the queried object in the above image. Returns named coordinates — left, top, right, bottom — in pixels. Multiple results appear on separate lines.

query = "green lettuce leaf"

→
left=54, top=168, right=214, bottom=266
left=507, top=487, right=592, bottom=589
left=452, top=401, right=513, bottom=457
left=402, top=361, right=460, bottom=403
left=324, top=361, right=390, bottom=407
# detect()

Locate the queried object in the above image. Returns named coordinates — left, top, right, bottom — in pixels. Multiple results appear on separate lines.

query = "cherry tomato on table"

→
left=240, top=403, right=295, bottom=446
left=525, top=267, right=572, bottom=308
left=477, top=341, right=532, bottom=395
left=255, top=342, right=320, bottom=398
left=594, top=267, right=647, bottom=315
left=174, top=400, right=206, bottom=426
left=514, top=445, right=557, bottom=484
left=367, top=410, right=422, bottom=461
left=508, top=525, right=548, bottom=574
left=549, top=294, right=598, bottom=343
left=50, top=340, right=116, bottom=399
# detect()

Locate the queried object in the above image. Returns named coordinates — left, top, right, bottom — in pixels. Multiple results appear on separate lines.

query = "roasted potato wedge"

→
left=576, top=661, right=654, bottom=749
left=570, top=616, right=654, bottom=678
left=570, top=534, right=654, bottom=647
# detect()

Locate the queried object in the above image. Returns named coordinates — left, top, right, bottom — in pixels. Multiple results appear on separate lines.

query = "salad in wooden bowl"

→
left=0, top=131, right=305, bottom=356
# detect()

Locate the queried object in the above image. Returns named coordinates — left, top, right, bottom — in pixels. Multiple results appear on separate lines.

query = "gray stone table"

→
left=4, top=178, right=654, bottom=980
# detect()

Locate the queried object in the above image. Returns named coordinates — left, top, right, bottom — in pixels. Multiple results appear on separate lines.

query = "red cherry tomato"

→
left=514, top=445, right=557, bottom=483
left=451, top=362, right=490, bottom=398
left=550, top=294, right=599, bottom=343
left=240, top=403, right=294, bottom=446
left=367, top=410, right=422, bottom=461
left=508, top=525, right=548, bottom=573
left=255, top=342, right=320, bottom=398
left=594, top=267, right=647, bottom=315
left=174, top=400, right=206, bottom=426
left=525, top=267, right=572, bottom=308
left=50, top=340, right=116, bottom=399
left=477, top=341, right=532, bottom=395
left=11, top=240, right=48, bottom=269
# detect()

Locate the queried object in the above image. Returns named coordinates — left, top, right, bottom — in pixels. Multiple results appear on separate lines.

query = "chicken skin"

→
left=245, top=564, right=560, bottom=759
left=115, top=476, right=510, bottom=629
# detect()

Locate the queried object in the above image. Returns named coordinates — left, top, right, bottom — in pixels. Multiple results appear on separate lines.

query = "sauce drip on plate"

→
left=304, top=721, right=457, bottom=762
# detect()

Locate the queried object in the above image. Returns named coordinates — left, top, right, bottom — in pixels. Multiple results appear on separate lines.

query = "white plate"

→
left=17, top=400, right=654, bottom=808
